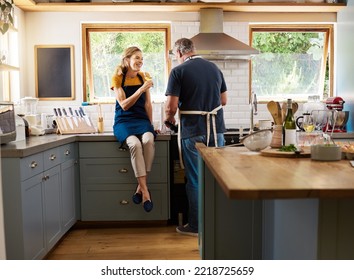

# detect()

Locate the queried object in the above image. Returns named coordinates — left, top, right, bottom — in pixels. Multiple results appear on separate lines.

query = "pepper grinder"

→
left=97, top=104, right=104, bottom=133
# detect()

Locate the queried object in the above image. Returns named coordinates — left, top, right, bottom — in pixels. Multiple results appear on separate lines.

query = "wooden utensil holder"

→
left=270, top=125, right=283, bottom=148
left=56, top=116, right=97, bottom=134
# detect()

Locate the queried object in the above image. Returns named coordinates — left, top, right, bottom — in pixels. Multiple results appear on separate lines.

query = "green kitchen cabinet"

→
left=79, top=141, right=170, bottom=221
left=1, top=143, right=78, bottom=259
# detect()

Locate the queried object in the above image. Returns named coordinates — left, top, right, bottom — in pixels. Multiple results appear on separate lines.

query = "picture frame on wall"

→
left=35, top=45, right=75, bottom=100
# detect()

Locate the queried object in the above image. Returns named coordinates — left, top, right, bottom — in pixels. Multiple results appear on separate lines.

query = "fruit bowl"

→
left=240, top=129, right=273, bottom=151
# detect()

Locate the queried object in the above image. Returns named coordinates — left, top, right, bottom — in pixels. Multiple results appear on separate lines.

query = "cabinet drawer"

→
left=79, top=141, right=168, bottom=158
left=81, top=183, right=168, bottom=221
left=20, top=153, right=44, bottom=181
left=43, top=147, right=61, bottom=170
left=59, top=143, right=76, bottom=162
left=80, top=156, right=167, bottom=184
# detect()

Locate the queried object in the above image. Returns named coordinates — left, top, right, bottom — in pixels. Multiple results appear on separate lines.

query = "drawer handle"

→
left=120, top=200, right=129, bottom=205
left=119, top=168, right=128, bottom=173
left=119, top=147, right=127, bottom=152
left=30, top=161, right=38, bottom=168
left=42, top=175, right=49, bottom=181
left=50, top=154, right=57, bottom=161
left=65, top=150, right=71, bottom=156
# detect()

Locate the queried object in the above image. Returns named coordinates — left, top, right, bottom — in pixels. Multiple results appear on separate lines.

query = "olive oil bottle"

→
left=283, top=98, right=296, bottom=146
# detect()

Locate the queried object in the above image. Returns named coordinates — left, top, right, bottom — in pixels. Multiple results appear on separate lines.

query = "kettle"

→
left=296, top=113, right=311, bottom=131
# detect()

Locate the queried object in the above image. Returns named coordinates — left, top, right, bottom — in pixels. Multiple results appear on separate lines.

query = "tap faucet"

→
left=250, top=92, right=257, bottom=133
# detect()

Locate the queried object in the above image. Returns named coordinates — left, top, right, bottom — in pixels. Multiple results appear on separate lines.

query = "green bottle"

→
left=283, top=98, right=296, bottom=146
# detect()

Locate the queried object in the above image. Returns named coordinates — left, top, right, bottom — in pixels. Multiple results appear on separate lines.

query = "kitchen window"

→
left=250, top=25, right=334, bottom=103
left=0, top=18, right=19, bottom=102
left=82, top=23, right=171, bottom=103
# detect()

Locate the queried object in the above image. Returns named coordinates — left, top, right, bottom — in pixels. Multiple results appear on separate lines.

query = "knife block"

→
left=55, top=116, right=96, bottom=134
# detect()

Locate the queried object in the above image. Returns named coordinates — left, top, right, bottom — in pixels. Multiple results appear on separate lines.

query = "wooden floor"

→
left=45, top=224, right=200, bottom=260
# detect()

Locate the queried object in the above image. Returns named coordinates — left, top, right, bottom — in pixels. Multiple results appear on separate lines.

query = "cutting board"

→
left=260, top=147, right=311, bottom=158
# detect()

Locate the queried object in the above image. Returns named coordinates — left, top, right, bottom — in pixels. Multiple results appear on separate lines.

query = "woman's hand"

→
left=140, top=80, right=154, bottom=92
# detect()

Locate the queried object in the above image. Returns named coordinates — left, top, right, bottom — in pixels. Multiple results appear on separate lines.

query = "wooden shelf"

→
left=13, top=1, right=346, bottom=13
left=0, top=64, right=20, bottom=71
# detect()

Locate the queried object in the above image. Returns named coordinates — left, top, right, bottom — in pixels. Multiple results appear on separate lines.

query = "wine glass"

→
left=302, top=114, right=315, bottom=145
left=144, top=72, right=152, bottom=81
left=303, top=114, right=315, bottom=133
left=143, top=72, right=153, bottom=88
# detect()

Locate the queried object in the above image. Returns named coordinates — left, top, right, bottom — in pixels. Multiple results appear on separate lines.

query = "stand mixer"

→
left=324, top=97, right=349, bottom=133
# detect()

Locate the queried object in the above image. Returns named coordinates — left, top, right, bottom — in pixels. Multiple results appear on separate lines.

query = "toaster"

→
left=0, top=102, right=16, bottom=145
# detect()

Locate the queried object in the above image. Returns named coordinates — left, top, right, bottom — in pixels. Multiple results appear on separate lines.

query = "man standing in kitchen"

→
left=111, top=46, right=155, bottom=213
left=164, top=38, right=227, bottom=236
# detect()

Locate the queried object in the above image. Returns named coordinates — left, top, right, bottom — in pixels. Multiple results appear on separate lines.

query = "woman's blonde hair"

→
left=114, top=46, right=142, bottom=76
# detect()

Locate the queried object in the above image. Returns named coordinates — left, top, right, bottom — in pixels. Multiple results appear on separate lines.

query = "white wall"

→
left=337, top=0, right=354, bottom=132
left=0, top=156, right=6, bottom=259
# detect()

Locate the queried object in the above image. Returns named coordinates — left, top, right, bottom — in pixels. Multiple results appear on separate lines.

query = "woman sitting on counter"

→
left=111, top=46, right=156, bottom=213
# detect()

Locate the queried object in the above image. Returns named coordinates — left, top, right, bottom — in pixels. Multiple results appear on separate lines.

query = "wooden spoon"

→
left=267, top=101, right=282, bottom=125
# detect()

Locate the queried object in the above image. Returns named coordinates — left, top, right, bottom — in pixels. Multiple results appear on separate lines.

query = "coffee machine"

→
left=324, top=96, right=349, bottom=133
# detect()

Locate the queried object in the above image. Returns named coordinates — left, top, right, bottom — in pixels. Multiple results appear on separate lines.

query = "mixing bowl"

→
left=240, top=129, right=273, bottom=151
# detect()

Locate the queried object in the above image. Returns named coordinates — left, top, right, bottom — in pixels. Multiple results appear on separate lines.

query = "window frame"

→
left=249, top=24, right=334, bottom=103
left=81, top=23, right=171, bottom=103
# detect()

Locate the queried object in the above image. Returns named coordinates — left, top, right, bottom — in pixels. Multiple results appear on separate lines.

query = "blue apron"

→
left=113, top=73, right=155, bottom=143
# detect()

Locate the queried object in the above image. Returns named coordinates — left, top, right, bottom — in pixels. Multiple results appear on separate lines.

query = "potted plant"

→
left=0, top=0, right=14, bottom=35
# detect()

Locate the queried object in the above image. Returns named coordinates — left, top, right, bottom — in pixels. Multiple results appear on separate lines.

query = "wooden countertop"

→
left=0, top=133, right=171, bottom=158
left=196, top=143, right=354, bottom=200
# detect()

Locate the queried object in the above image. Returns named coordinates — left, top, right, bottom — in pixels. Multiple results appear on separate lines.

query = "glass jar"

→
left=303, top=95, right=326, bottom=114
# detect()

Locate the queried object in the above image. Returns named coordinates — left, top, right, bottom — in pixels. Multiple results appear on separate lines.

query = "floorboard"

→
left=45, top=224, right=200, bottom=260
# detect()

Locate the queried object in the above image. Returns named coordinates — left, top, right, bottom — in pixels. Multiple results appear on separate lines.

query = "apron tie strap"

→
left=177, top=105, right=223, bottom=169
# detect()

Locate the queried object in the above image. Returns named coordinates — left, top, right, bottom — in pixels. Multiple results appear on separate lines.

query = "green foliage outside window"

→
left=251, top=29, right=330, bottom=101
left=88, top=31, right=166, bottom=101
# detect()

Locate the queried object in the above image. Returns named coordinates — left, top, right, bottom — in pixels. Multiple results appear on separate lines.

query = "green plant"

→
left=0, top=0, right=14, bottom=35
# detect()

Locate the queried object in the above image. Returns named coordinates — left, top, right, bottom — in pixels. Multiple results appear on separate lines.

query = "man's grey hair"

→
left=174, top=38, right=195, bottom=56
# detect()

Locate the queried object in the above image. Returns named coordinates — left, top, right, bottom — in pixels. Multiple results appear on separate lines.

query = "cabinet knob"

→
left=119, top=168, right=128, bottom=173
left=50, top=154, right=57, bottom=161
left=120, top=200, right=129, bottom=205
left=42, top=175, right=49, bottom=181
left=30, top=161, right=38, bottom=168
left=65, top=150, right=71, bottom=156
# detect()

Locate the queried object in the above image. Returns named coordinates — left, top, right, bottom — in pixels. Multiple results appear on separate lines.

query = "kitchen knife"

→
left=53, top=108, right=65, bottom=132
left=69, top=107, right=79, bottom=127
left=79, top=107, right=93, bottom=127
left=56, top=108, right=68, bottom=130
left=62, top=108, right=74, bottom=130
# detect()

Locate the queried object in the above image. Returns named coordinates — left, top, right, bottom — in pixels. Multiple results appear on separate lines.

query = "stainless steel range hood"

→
left=190, top=8, right=259, bottom=60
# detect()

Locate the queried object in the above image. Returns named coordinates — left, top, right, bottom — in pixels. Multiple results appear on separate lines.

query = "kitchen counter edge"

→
left=0, top=133, right=172, bottom=158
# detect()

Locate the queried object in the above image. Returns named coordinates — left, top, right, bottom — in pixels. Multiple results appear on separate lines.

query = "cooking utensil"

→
left=56, top=108, right=68, bottom=130
left=240, top=128, right=273, bottom=151
left=267, top=101, right=282, bottom=125
left=79, top=106, right=93, bottom=127
left=68, top=107, right=78, bottom=127
left=62, top=108, right=73, bottom=130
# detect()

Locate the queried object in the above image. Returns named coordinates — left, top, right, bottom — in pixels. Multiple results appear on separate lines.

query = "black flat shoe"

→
left=132, top=193, right=142, bottom=204
left=132, top=185, right=142, bottom=204
left=143, top=190, right=153, bottom=212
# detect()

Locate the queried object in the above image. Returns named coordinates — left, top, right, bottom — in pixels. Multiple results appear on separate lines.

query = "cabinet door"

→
left=43, top=165, right=62, bottom=251
left=21, top=173, right=46, bottom=260
left=61, top=158, right=77, bottom=231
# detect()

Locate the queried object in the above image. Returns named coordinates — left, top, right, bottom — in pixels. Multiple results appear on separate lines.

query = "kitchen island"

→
left=196, top=143, right=354, bottom=260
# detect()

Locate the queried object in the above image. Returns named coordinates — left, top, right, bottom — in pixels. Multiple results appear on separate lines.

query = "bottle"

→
left=283, top=98, right=296, bottom=146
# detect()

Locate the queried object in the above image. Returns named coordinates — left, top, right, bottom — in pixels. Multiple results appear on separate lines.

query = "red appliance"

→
left=326, top=96, right=345, bottom=111
left=324, top=97, right=349, bottom=133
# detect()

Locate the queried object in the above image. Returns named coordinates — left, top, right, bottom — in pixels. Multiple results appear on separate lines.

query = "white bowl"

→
left=240, top=129, right=273, bottom=151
